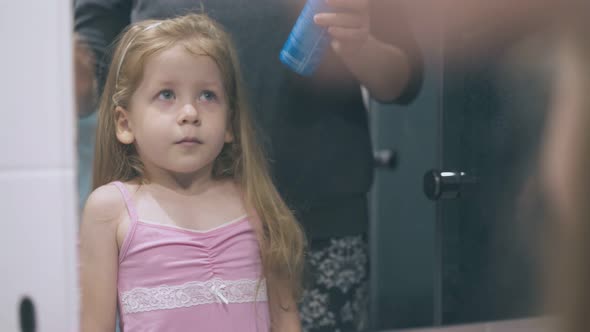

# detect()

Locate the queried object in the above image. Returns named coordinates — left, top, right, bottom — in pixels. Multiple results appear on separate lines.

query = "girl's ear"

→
left=224, top=128, right=234, bottom=143
left=224, top=120, right=234, bottom=143
left=115, top=106, right=135, bottom=144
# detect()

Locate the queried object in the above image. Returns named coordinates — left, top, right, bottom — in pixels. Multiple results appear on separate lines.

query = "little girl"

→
left=79, top=14, right=305, bottom=332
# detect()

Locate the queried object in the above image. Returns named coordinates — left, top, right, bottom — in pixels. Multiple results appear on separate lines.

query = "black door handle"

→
left=423, top=170, right=477, bottom=200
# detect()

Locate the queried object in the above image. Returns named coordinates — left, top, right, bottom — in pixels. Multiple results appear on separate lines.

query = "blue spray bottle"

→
left=280, top=0, right=332, bottom=76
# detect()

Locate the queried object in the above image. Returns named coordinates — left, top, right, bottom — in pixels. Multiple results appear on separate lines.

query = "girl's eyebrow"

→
left=194, top=79, right=223, bottom=88
left=151, top=79, right=222, bottom=89
left=151, top=80, right=177, bottom=87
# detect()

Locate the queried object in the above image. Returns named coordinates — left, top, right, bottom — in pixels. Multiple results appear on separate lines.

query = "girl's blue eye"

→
left=158, top=89, right=175, bottom=100
left=199, top=90, right=217, bottom=102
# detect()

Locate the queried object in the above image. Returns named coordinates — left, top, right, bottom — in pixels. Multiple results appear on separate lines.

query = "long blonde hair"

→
left=92, top=14, right=305, bottom=300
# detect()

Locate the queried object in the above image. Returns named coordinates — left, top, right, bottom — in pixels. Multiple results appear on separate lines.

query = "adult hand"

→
left=313, top=0, right=370, bottom=56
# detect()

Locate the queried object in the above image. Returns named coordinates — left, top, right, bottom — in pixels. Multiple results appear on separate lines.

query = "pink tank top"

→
left=112, top=182, right=270, bottom=332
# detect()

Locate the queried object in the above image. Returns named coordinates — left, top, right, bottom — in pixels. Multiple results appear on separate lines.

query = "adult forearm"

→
left=339, top=35, right=411, bottom=103
left=74, top=34, right=98, bottom=117
left=74, top=0, right=131, bottom=94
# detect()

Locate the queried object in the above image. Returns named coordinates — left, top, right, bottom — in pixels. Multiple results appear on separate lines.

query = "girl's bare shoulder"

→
left=82, top=182, right=129, bottom=225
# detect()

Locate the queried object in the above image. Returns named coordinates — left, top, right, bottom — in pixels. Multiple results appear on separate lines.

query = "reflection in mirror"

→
left=70, top=1, right=581, bottom=332
left=73, top=1, right=421, bottom=331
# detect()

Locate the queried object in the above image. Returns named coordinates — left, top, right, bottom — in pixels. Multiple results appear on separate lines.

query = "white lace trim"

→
left=121, top=278, right=267, bottom=314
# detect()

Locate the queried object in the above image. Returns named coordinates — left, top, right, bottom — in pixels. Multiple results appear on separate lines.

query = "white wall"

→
left=0, top=1, right=78, bottom=331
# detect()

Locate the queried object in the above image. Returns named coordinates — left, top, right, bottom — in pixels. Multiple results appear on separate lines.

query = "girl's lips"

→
left=176, top=137, right=203, bottom=145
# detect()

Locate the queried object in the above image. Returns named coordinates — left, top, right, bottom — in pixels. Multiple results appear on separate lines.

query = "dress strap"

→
left=111, top=181, right=139, bottom=224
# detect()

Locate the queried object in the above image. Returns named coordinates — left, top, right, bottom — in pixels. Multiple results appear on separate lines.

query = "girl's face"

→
left=115, top=44, right=233, bottom=179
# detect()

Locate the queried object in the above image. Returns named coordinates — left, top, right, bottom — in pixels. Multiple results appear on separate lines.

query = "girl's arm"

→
left=243, top=198, right=302, bottom=331
left=268, top=277, right=302, bottom=332
left=79, top=185, right=125, bottom=331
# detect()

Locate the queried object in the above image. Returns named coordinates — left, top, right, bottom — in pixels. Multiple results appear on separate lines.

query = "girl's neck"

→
left=142, top=166, right=220, bottom=197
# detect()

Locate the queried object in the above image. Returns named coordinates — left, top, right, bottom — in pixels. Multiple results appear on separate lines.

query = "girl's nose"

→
left=178, top=103, right=200, bottom=125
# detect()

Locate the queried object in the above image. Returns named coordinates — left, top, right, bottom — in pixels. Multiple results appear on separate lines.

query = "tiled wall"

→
left=0, top=1, right=78, bottom=331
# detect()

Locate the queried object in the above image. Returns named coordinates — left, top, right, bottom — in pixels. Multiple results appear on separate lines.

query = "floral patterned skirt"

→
left=299, top=234, right=369, bottom=332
